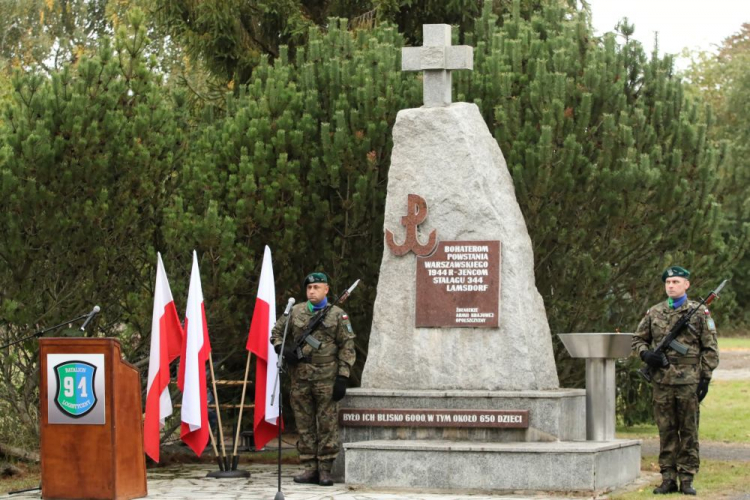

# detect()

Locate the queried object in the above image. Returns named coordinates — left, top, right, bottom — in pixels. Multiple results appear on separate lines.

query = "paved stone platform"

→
left=4, top=464, right=655, bottom=499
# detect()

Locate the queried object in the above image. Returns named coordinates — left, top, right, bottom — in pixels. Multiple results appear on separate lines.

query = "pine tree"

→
left=0, top=9, right=188, bottom=445
left=456, top=1, right=731, bottom=342
left=153, top=0, right=378, bottom=84
left=163, top=1, right=737, bottom=392
left=0, top=1, right=740, bottom=440
left=162, top=20, right=421, bottom=378
left=0, top=0, right=111, bottom=72
left=682, top=25, right=750, bottom=325
left=452, top=3, right=736, bottom=416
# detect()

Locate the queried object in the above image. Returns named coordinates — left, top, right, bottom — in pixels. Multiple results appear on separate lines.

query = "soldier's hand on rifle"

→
left=283, top=346, right=299, bottom=365
left=273, top=343, right=299, bottom=365
left=641, top=350, right=668, bottom=369
left=696, top=378, right=710, bottom=402
left=332, top=375, right=348, bottom=402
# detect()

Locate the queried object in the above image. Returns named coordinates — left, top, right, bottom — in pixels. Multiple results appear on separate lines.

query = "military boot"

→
left=679, top=478, right=697, bottom=495
left=318, top=470, right=334, bottom=486
left=653, top=479, right=678, bottom=494
left=293, top=469, right=319, bottom=484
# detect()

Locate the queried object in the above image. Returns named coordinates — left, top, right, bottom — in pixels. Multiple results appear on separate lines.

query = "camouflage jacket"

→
left=270, top=302, right=356, bottom=381
left=632, top=299, right=719, bottom=385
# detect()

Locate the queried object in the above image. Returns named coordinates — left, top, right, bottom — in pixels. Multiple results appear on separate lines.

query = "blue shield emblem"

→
left=54, top=361, right=98, bottom=418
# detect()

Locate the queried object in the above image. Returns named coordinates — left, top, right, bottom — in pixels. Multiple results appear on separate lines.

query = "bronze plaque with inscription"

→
left=416, top=240, right=501, bottom=327
left=339, top=408, right=528, bottom=428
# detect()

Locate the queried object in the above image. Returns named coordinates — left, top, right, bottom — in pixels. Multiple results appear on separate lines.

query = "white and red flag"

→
left=178, top=251, right=212, bottom=456
left=246, top=246, right=283, bottom=449
left=144, top=253, right=184, bottom=462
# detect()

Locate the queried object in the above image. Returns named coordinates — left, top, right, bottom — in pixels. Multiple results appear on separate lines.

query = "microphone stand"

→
left=0, top=313, right=89, bottom=350
left=270, top=308, right=293, bottom=500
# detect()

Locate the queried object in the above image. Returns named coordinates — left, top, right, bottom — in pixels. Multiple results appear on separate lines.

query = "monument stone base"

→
left=334, top=388, right=640, bottom=492
left=344, top=439, right=641, bottom=492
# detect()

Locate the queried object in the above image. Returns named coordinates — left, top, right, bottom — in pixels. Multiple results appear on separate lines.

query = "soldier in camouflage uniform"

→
left=632, top=266, right=719, bottom=496
left=271, top=272, right=356, bottom=487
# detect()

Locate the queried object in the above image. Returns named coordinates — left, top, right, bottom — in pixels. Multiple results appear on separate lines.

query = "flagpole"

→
left=208, top=352, right=229, bottom=468
left=231, top=350, right=252, bottom=467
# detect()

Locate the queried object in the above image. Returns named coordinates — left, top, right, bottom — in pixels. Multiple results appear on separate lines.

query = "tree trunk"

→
left=0, top=442, right=40, bottom=463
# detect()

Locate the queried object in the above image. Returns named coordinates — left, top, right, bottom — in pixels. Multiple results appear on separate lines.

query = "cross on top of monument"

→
left=402, top=24, right=474, bottom=107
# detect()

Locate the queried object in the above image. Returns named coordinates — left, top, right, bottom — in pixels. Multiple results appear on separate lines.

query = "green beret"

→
left=304, top=272, right=329, bottom=287
left=662, top=266, right=690, bottom=282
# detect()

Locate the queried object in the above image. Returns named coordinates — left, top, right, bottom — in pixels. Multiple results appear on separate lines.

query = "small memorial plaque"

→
left=416, top=240, right=501, bottom=327
left=339, top=408, right=528, bottom=428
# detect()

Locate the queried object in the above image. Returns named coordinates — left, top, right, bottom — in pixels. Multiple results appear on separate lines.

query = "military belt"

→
left=300, top=354, right=336, bottom=364
left=667, top=356, right=699, bottom=365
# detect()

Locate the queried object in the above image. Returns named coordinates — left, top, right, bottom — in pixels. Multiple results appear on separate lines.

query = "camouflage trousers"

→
left=290, top=376, right=339, bottom=472
left=652, top=382, right=700, bottom=481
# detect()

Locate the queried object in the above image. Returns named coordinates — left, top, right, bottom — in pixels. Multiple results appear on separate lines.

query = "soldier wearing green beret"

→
left=270, top=272, right=356, bottom=486
left=632, top=266, right=720, bottom=495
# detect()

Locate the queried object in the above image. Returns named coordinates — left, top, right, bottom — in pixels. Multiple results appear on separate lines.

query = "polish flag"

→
left=144, top=253, right=184, bottom=462
left=178, top=251, right=211, bottom=456
left=246, top=246, right=283, bottom=449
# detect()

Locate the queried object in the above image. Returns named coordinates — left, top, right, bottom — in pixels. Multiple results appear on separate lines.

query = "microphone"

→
left=283, top=298, right=295, bottom=316
left=79, top=305, right=101, bottom=332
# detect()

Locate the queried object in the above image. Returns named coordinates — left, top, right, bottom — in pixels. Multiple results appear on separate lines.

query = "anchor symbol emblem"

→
left=385, top=194, right=438, bottom=256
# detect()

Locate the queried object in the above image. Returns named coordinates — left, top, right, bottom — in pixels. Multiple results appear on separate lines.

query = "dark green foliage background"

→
left=0, top=12, right=189, bottom=446
left=0, top=1, right=746, bottom=445
left=160, top=21, right=421, bottom=381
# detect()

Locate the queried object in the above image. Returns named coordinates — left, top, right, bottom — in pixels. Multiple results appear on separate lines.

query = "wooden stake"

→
left=232, top=351, right=252, bottom=457
left=207, top=420, right=220, bottom=458
left=208, top=352, right=228, bottom=460
left=206, top=418, right=224, bottom=471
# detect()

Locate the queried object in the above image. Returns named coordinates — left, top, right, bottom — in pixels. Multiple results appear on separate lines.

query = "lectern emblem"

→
left=54, top=361, right=98, bottom=418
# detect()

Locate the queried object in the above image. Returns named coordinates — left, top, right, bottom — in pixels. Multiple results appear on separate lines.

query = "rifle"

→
left=638, top=279, right=728, bottom=382
left=294, top=279, right=360, bottom=360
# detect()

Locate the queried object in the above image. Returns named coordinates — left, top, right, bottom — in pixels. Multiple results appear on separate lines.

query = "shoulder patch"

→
left=704, top=308, right=710, bottom=315
left=342, top=314, right=349, bottom=320
left=707, top=317, right=716, bottom=331
left=645, top=309, right=650, bottom=315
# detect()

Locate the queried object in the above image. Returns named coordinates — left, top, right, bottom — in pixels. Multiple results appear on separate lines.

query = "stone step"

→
left=344, top=439, right=641, bottom=492
left=333, top=388, right=588, bottom=481
left=340, top=388, right=586, bottom=442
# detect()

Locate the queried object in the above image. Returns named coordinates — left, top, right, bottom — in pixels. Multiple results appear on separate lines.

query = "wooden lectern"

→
left=40, top=338, right=147, bottom=500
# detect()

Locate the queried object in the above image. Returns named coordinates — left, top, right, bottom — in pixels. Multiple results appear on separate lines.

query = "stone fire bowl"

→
left=558, top=333, right=633, bottom=359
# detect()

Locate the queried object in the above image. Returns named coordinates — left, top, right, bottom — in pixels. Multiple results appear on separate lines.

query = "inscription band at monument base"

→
left=416, top=240, right=500, bottom=327
left=340, top=408, right=528, bottom=428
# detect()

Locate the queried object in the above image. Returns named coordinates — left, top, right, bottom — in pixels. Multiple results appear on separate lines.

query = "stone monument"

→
left=334, top=24, right=640, bottom=493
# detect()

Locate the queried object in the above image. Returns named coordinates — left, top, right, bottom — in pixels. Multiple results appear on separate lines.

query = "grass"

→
left=611, top=455, right=750, bottom=499
left=617, top=380, right=750, bottom=443
left=718, top=336, right=750, bottom=350
left=240, top=448, right=299, bottom=464
left=715, top=327, right=750, bottom=338
left=0, top=463, right=40, bottom=495
left=697, top=380, right=750, bottom=443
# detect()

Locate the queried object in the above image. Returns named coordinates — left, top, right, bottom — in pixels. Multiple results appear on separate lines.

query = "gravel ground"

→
left=712, top=348, right=750, bottom=381
left=640, top=438, right=750, bottom=461
left=715, top=348, right=750, bottom=370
